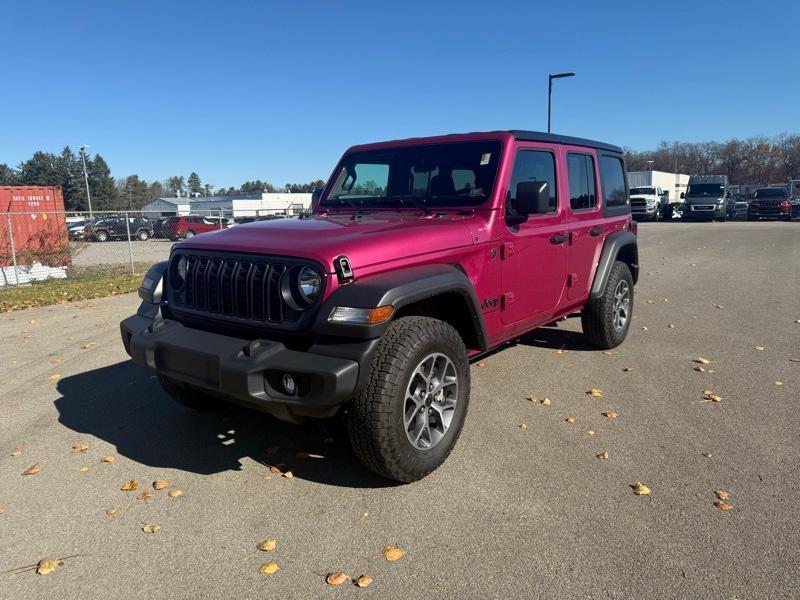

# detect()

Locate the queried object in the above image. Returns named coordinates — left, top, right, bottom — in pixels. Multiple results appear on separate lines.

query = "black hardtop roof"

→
left=508, top=130, right=623, bottom=153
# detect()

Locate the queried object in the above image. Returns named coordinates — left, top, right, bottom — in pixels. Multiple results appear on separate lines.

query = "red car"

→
left=162, top=215, right=229, bottom=240
left=122, top=130, right=638, bottom=482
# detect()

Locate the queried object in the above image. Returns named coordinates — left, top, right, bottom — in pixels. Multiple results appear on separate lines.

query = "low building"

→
left=627, top=170, right=689, bottom=204
left=141, top=192, right=312, bottom=218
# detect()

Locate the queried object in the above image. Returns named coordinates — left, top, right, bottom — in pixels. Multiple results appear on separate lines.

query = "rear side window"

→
left=599, top=155, right=628, bottom=211
left=508, top=150, right=557, bottom=215
left=567, top=153, right=597, bottom=210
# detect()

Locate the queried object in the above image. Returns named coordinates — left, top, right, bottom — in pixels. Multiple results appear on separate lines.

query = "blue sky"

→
left=2, top=1, right=798, bottom=188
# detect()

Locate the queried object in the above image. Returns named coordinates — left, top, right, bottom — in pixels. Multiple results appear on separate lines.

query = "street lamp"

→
left=79, top=144, right=93, bottom=218
left=547, top=72, right=575, bottom=133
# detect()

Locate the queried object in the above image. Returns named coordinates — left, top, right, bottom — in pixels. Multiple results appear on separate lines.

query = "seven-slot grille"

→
left=178, top=254, right=299, bottom=323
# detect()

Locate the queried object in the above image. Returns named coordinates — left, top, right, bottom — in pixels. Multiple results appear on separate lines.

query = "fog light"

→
left=282, top=373, right=297, bottom=395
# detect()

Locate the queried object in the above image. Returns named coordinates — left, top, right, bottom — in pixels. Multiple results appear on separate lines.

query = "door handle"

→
left=589, top=227, right=604, bottom=237
left=549, top=233, right=569, bottom=245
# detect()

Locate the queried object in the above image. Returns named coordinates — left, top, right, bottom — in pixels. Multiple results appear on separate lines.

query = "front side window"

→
left=599, top=155, right=628, bottom=208
left=508, top=150, right=557, bottom=215
left=322, top=141, right=502, bottom=209
left=567, top=153, right=597, bottom=210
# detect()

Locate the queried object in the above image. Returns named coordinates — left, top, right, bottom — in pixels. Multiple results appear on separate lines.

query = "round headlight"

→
left=171, top=255, right=187, bottom=290
left=177, top=256, right=188, bottom=280
left=297, top=266, right=321, bottom=303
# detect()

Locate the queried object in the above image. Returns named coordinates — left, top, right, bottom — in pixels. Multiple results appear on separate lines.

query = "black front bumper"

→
left=121, top=313, right=368, bottom=419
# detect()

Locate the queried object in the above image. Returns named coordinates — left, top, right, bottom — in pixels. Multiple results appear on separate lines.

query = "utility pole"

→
left=548, top=72, right=575, bottom=133
left=79, top=145, right=93, bottom=218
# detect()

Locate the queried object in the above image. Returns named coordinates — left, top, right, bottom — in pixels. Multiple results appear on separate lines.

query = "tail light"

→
left=629, top=220, right=638, bottom=235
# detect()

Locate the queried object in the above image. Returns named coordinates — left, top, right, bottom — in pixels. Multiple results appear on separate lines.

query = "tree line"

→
left=0, top=147, right=326, bottom=212
left=624, top=133, right=800, bottom=184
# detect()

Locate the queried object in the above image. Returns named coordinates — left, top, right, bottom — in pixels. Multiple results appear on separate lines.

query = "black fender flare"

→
left=313, top=263, right=488, bottom=350
left=590, top=231, right=639, bottom=299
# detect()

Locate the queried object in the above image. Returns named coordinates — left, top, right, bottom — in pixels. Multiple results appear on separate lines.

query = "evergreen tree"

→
left=0, top=163, right=19, bottom=185
left=166, top=176, right=185, bottom=197
left=149, top=181, right=165, bottom=199
left=89, top=154, right=116, bottom=211
left=187, top=172, right=203, bottom=196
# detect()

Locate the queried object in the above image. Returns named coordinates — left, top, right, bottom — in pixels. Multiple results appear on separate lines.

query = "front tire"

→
left=137, top=229, right=150, bottom=241
left=95, top=230, right=109, bottom=242
left=581, top=261, right=634, bottom=350
left=158, top=374, right=217, bottom=411
left=184, top=230, right=196, bottom=238
left=347, top=316, right=470, bottom=482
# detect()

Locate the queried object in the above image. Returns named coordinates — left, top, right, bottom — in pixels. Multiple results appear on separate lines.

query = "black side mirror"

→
left=516, top=181, right=550, bottom=216
left=680, top=192, right=685, bottom=199
left=725, top=190, right=732, bottom=198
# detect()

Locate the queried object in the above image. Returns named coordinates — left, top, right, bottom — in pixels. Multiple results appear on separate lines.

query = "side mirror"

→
left=725, top=190, right=732, bottom=198
left=515, top=181, right=551, bottom=216
left=680, top=192, right=685, bottom=199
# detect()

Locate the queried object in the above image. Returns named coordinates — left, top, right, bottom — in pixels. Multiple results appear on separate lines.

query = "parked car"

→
left=727, top=195, right=750, bottom=220
left=748, top=187, right=794, bottom=221
left=85, top=217, right=153, bottom=242
left=682, top=175, right=729, bottom=221
left=161, top=215, right=230, bottom=240
left=629, top=186, right=665, bottom=221
left=121, top=130, right=638, bottom=482
left=67, top=219, right=93, bottom=240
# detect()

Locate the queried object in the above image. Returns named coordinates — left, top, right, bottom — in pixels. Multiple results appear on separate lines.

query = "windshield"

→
left=322, top=141, right=502, bottom=209
left=630, top=187, right=655, bottom=195
left=754, top=188, right=787, bottom=198
left=687, top=183, right=725, bottom=197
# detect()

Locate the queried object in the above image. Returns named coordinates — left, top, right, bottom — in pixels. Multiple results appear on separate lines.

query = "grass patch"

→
left=0, top=265, right=149, bottom=312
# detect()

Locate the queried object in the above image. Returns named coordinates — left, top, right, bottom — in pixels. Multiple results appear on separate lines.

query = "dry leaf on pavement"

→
left=142, top=524, right=160, bottom=534
left=121, top=480, right=139, bottom=492
left=526, top=395, right=539, bottom=402
left=79, top=466, right=89, bottom=473
left=100, top=455, right=115, bottom=463
left=694, top=357, right=711, bottom=365
left=48, top=373, right=61, bottom=381
left=283, top=470, right=294, bottom=479
left=259, top=562, right=279, bottom=575
left=714, top=500, right=734, bottom=511
left=105, top=507, right=119, bottom=516
left=382, top=545, right=405, bottom=561
left=36, top=558, right=63, bottom=575
left=597, top=451, right=609, bottom=460
left=257, top=539, right=277, bottom=552
left=10, top=445, right=23, bottom=457
left=477, top=361, right=486, bottom=367
left=754, top=346, right=764, bottom=351
left=586, top=430, right=595, bottom=436
left=631, top=482, right=651, bottom=495
left=541, top=397, right=551, bottom=406
left=70, top=442, right=90, bottom=453
left=714, top=490, right=730, bottom=500
left=136, top=491, right=153, bottom=501
left=602, top=411, right=619, bottom=419
left=355, top=574, right=374, bottom=588
left=152, top=479, right=168, bottom=490
left=565, top=416, right=575, bottom=423
left=168, top=489, right=183, bottom=498
left=22, top=463, right=40, bottom=476
left=326, top=572, right=349, bottom=586
left=518, top=423, right=527, bottom=429
left=586, top=388, right=603, bottom=398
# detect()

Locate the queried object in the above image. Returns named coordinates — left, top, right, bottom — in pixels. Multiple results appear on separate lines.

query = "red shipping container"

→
left=1, top=186, right=70, bottom=272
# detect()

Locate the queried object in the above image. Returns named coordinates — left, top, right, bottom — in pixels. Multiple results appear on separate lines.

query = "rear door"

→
left=500, top=144, right=568, bottom=325
left=564, top=149, right=605, bottom=301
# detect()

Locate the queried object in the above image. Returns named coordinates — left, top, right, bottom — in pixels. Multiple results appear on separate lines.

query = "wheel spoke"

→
left=403, top=352, right=459, bottom=451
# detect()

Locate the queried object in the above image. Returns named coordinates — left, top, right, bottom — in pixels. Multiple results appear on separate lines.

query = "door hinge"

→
left=501, top=292, right=516, bottom=309
left=501, top=242, right=515, bottom=260
left=567, top=272, right=578, bottom=287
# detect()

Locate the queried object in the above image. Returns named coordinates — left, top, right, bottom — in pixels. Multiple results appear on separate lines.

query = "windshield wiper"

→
left=388, top=196, right=432, bottom=214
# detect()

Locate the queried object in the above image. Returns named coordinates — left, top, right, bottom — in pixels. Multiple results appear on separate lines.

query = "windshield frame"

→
left=686, top=183, right=725, bottom=197
left=320, top=140, right=504, bottom=210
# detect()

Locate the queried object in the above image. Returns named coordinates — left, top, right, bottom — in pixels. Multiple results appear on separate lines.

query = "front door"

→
left=500, top=146, right=568, bottom=325
left=564, top=149, right=606, bottom=301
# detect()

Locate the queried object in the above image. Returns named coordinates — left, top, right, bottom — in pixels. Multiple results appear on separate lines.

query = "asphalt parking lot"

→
left=1, top=222, right=798, bottom=600
left=70, top=238, right=172, bottom=268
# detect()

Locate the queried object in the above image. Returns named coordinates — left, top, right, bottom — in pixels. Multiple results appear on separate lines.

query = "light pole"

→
left=547, top=72, right=575, bottom=133
left=79, top=145, right=93, bottom=218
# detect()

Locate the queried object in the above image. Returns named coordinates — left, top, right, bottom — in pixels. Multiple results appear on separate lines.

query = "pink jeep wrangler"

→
left=121, top=130, right=638, bottom=482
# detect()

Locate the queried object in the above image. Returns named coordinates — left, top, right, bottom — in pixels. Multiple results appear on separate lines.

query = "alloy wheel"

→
left=403, top=352, right=458, bottom=450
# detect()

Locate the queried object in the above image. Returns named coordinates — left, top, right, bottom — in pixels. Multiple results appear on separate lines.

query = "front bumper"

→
left=748, top=206, right=791, bottom=219
left=121, top=313, right=364, bottom=419
left=683, top=203, right=725, bottom=220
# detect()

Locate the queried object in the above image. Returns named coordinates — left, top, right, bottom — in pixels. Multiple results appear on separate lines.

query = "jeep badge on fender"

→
left=121, top=130, right=637, bottom=483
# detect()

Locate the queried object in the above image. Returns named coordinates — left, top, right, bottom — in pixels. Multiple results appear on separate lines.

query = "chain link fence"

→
left=0, top=209, right=243, bottom=288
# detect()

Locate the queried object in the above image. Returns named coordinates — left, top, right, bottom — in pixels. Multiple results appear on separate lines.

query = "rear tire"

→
left=137, top=229, right=150, bottom=241
left=581, top=261, right=634, bottom=350
left=184, top=230, right=196, bottom=238
left=347, top=316, right=470, bottom=482
left=158, top=374, right=217, bottom=411
left=95, top=230, right=109, bottom=242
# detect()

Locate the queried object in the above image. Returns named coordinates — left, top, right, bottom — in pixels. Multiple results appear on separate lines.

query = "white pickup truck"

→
left=629, top=186, right=666, bottom=221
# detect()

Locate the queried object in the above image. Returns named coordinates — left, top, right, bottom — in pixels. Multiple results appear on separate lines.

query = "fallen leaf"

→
left=586, top=388, right=603, bottom=398
left=518, top=423, right=528, bottom=429
left=48, top=373, right=61, bottom=381
left=29, top=319, right=37, bottom=324
left=646, top=299, right=654, bottom=304
left=22, top=463, right=40, bottom=476
left=597, top=451, right=609, bottom=460
left=693, top=366, right=706, bottom=372
left=283, top=470, right=294, bottom=479
left=702, top=452, right=713, bottom=459
left=714, top=500, right=734, bottom=511
left=631, top=482, right=651, bottom=496
left=121, top=480, right=139, bottom=492
left=10, top=444, right=22, bottom=457
left=790, top=359, right=800, bottom=363
left=355, top=574, right=373, bottom=588
left=142, top=524, right=160, bottom=534
left=565, top=416, right=575, bottom=423
left=694, top=357, right=711, bottom=365
left=269, top=466, right=282, bottom=474
left=602, top=351, right=614, bottom=355
left=623, top=367, right=633, bottom=372
left=668, top=324, right=675, bottom=329
left=105, top=507, right=119, bottom=516
left=755, top=346, right=765, bottom=351
left=259, top=562, right=279, bottom=575
left=258, top=539, right=277, bottom=552
left=70, top=442, right=90, bottom=453
left=382, top=545, right=405, bottom=561
left=168, top=489, right=183, bottom=498
left=714, top=490, right=730, bottom=500
left=152, top=479, right=168, bottom=490
left=477, top=361, right=486, bottom=368
left=100, top=455, right=115, bottom=463
left=36, top=557, right=63, bottom=575
left=775, top=381, right=784, bottom=386
left=136, top=491, right=153, bottom=501
left=714, top=304, right=725, bottom=309
left=552, top=348, right=567, bottom=355
left=702, top=390, right=722, bottom=402
left=326, top=572, right=349, bottom=586
left=81, top=343, right=96, bottom=350
left=79, top=466, right=89, bottom=473
left=50, top=357, right=62, bottom=365
left=541, top=397, right=551, bottom=406
left=602, top=411, right=619, bottom=419
left=586, top=430, right=595, bottom=436
left=641, top=326, right=648, bottom=331
left=526, top=395, right=539, bottom=402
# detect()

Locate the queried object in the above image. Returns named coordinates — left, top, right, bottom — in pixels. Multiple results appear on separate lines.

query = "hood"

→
left=175, top=211, right=477, bottom=273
